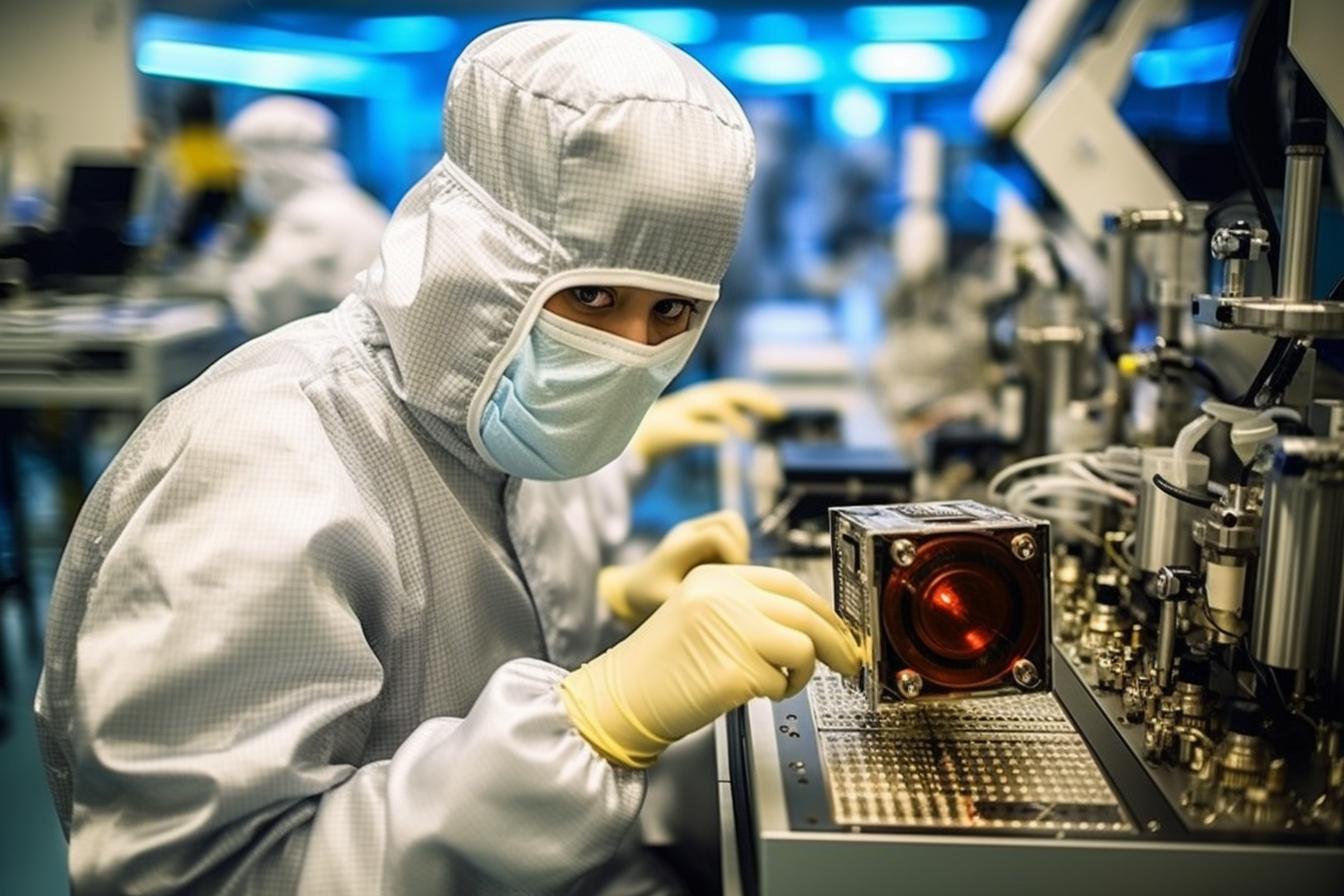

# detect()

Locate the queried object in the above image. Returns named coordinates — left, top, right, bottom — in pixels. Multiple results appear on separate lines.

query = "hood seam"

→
left=467, top=57, right=747, bottom=131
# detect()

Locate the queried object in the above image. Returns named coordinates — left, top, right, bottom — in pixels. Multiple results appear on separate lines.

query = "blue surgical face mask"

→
left=478, top=309, right=696, bottom=480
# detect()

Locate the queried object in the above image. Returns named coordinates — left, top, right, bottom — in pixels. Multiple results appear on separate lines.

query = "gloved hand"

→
left=598, top=509, right=750, bottom=626
left=561, top=564, right=861, bottom=768
left=629, top=380, right=786, bottom=466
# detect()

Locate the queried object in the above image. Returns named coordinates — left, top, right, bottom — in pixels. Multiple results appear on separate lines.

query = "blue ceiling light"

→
left=845, top=5, right=989, bottom=42
left=1132, top=14, right=1244, bottom=89
left=747, top=13, right=808, bottom=43
left=831, top=85, right=887, bottom=138
left=136, top=40, right=382, bottom=96
left=1156, top=13, right=1243, bottom=49
left=727, top=44, right=826, bottom=85
left=352, top=16, right=457, bottom=54
left=583, top=8, right=718, bottom=45
left=1133, top=42, right=1237, bottom=88
left=137, top=13, right=372, bottom=57
left=851, top=42, right=956, bottom=84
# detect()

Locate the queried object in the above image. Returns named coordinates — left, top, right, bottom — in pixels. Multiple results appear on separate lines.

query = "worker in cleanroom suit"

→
left=225, top=94, right=388, bottom=335
left=35, top=19, right=859, bottom=896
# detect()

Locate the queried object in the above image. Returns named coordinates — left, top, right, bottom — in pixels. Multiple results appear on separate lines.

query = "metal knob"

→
left=1154, top=565, right=1196, bottom=601
left=1211, top=222, right=1269, bottom=299
left=1210, top=222, right=1270, bottom=261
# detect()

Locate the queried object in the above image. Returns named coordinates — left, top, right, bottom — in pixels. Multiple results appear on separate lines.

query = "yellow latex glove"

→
left=561, top=564, right=862, bottom=768
left=629, top=380, right=786, bottom=466
left=598, top=509, right=750, bottom=626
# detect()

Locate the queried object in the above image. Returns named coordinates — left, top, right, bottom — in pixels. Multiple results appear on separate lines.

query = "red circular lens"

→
left=912, top=568, right=1013, bottom=662
left=881, top=533, right=1042, bottom=689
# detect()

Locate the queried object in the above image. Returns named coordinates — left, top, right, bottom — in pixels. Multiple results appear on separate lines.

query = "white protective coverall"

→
left=35, top=20, right=754, bottom=895
left=226, top=95, right=389, bottom=335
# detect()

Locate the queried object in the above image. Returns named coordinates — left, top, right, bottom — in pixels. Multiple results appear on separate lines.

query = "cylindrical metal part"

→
left=1278, top=146, right=1324, bottom=302
left=1157, top=601, right=1178, bottom=688
left=1017, top=307, right=1087, bottom=456
left=1136, top=448, right=1210, bottom=576
left=1222, top=259, right=1246, bottom=298
left=1154, top=279, right=1187, bottom=345
left=1252, top=438, right=1344, bottom=677
left=1107, top=227, right=1135, bottom=336
left=1207, top=562, right=1246, bottom=614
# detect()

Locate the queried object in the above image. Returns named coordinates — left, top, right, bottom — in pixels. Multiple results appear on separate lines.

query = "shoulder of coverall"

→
left=437, top=19, right=757, bottom=250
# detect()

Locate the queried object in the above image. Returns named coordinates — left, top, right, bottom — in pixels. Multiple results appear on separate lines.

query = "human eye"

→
left=652, top=298, right=696, bottom=321
left=570, top=286, right=616, bottom=309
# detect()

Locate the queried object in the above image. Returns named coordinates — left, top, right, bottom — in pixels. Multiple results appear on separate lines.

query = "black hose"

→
left=1255, top=338, right=1309, bottom=408
left=1227, top=0, right=1281, bottom=286
left=1152, top=473, right=1217, bottom=509
left=1156, top=356, right=1234, bottom=402
left=1237, top=336, right=1291, bottom=405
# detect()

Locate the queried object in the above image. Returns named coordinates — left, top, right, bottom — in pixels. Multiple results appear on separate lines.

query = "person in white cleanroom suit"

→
left=35, top=19, right=858, bottom=896
left=225, top=94, right=388, bottom=335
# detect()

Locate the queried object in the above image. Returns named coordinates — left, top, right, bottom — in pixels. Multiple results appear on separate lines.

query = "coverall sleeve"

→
left=65, top=402, right=644, bottom=895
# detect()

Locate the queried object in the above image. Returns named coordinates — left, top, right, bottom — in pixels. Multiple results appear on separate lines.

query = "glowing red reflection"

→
left=913, top=571, right=1011, bottom=662
left=881, top=532, right=1045, bottom=690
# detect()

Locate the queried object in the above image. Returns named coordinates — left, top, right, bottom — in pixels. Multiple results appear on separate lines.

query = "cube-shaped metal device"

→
left=830, top=501, right=1051, bottom=709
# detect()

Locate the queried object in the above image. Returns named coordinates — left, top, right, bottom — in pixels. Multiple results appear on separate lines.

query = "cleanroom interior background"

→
left=0, top=1, right=1284, bottom=891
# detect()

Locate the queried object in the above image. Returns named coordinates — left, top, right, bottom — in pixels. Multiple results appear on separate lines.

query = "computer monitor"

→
left=58, top=160, right=138, bottom=238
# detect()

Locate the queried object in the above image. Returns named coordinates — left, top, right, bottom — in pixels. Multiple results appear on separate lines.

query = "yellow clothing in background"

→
left=166, top=125, right=238, bottom=193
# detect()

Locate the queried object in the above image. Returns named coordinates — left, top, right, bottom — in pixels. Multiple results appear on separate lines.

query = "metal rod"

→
left=1157, top=601, right=1178, bottom=689
left=1278, top=145, right=1324, bottom=302
left=1107, top=228, right=1135, bottom=337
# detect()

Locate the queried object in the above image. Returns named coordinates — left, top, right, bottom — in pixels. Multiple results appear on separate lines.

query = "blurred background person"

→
left=162, top=84, right=238, bottom=255
left=224, top=94, right=388, bottom=335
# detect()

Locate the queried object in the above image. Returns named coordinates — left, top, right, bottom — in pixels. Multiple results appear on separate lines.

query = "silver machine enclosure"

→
left=1252, top=437, right=1344, bottom=686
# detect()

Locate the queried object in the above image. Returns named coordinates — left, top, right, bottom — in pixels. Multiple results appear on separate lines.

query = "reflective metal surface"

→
left=1135, top=448, right=1208, bottom=576
left=807, top=671, right=1132, bottom=832
left=1280, top=146, right=1324, bottom=302
left=1252, top=438, right=1344, bottom=675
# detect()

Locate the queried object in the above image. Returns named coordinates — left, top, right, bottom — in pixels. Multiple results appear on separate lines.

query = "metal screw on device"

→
left=896, top=668, right=923, bottom=699
left=1210, top=221, right=1269, bottom=299
left=891, top=539, right=917, bottom=567
left=1155, top=566, right=1180, bottom=598
left=1010, top=533, right=1037, bottom=561
left=1012, top=658, right=1041, bottom=689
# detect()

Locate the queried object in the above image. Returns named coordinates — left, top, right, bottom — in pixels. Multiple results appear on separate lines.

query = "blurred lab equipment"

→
left=0, top=155, right=142, bottom=290
left=720, top=3, right=1344, bottom=894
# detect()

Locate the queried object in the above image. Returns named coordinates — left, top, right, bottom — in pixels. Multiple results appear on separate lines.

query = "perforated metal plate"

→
left=808, top=670, right=1134, bottom=833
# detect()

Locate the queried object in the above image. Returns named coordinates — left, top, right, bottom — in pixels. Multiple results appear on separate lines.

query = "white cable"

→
left=1084, top=455, right=1141, bottom=478
left=1013, top=474, right=1138, bottom=506
left=1172, top=414, right=1217, bottom=483
left=1065, top=460, right=1106, bottom=484
left=1263, top=406, right=1301, bottom=422
left=988, top=452, right=1089, bottom=496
